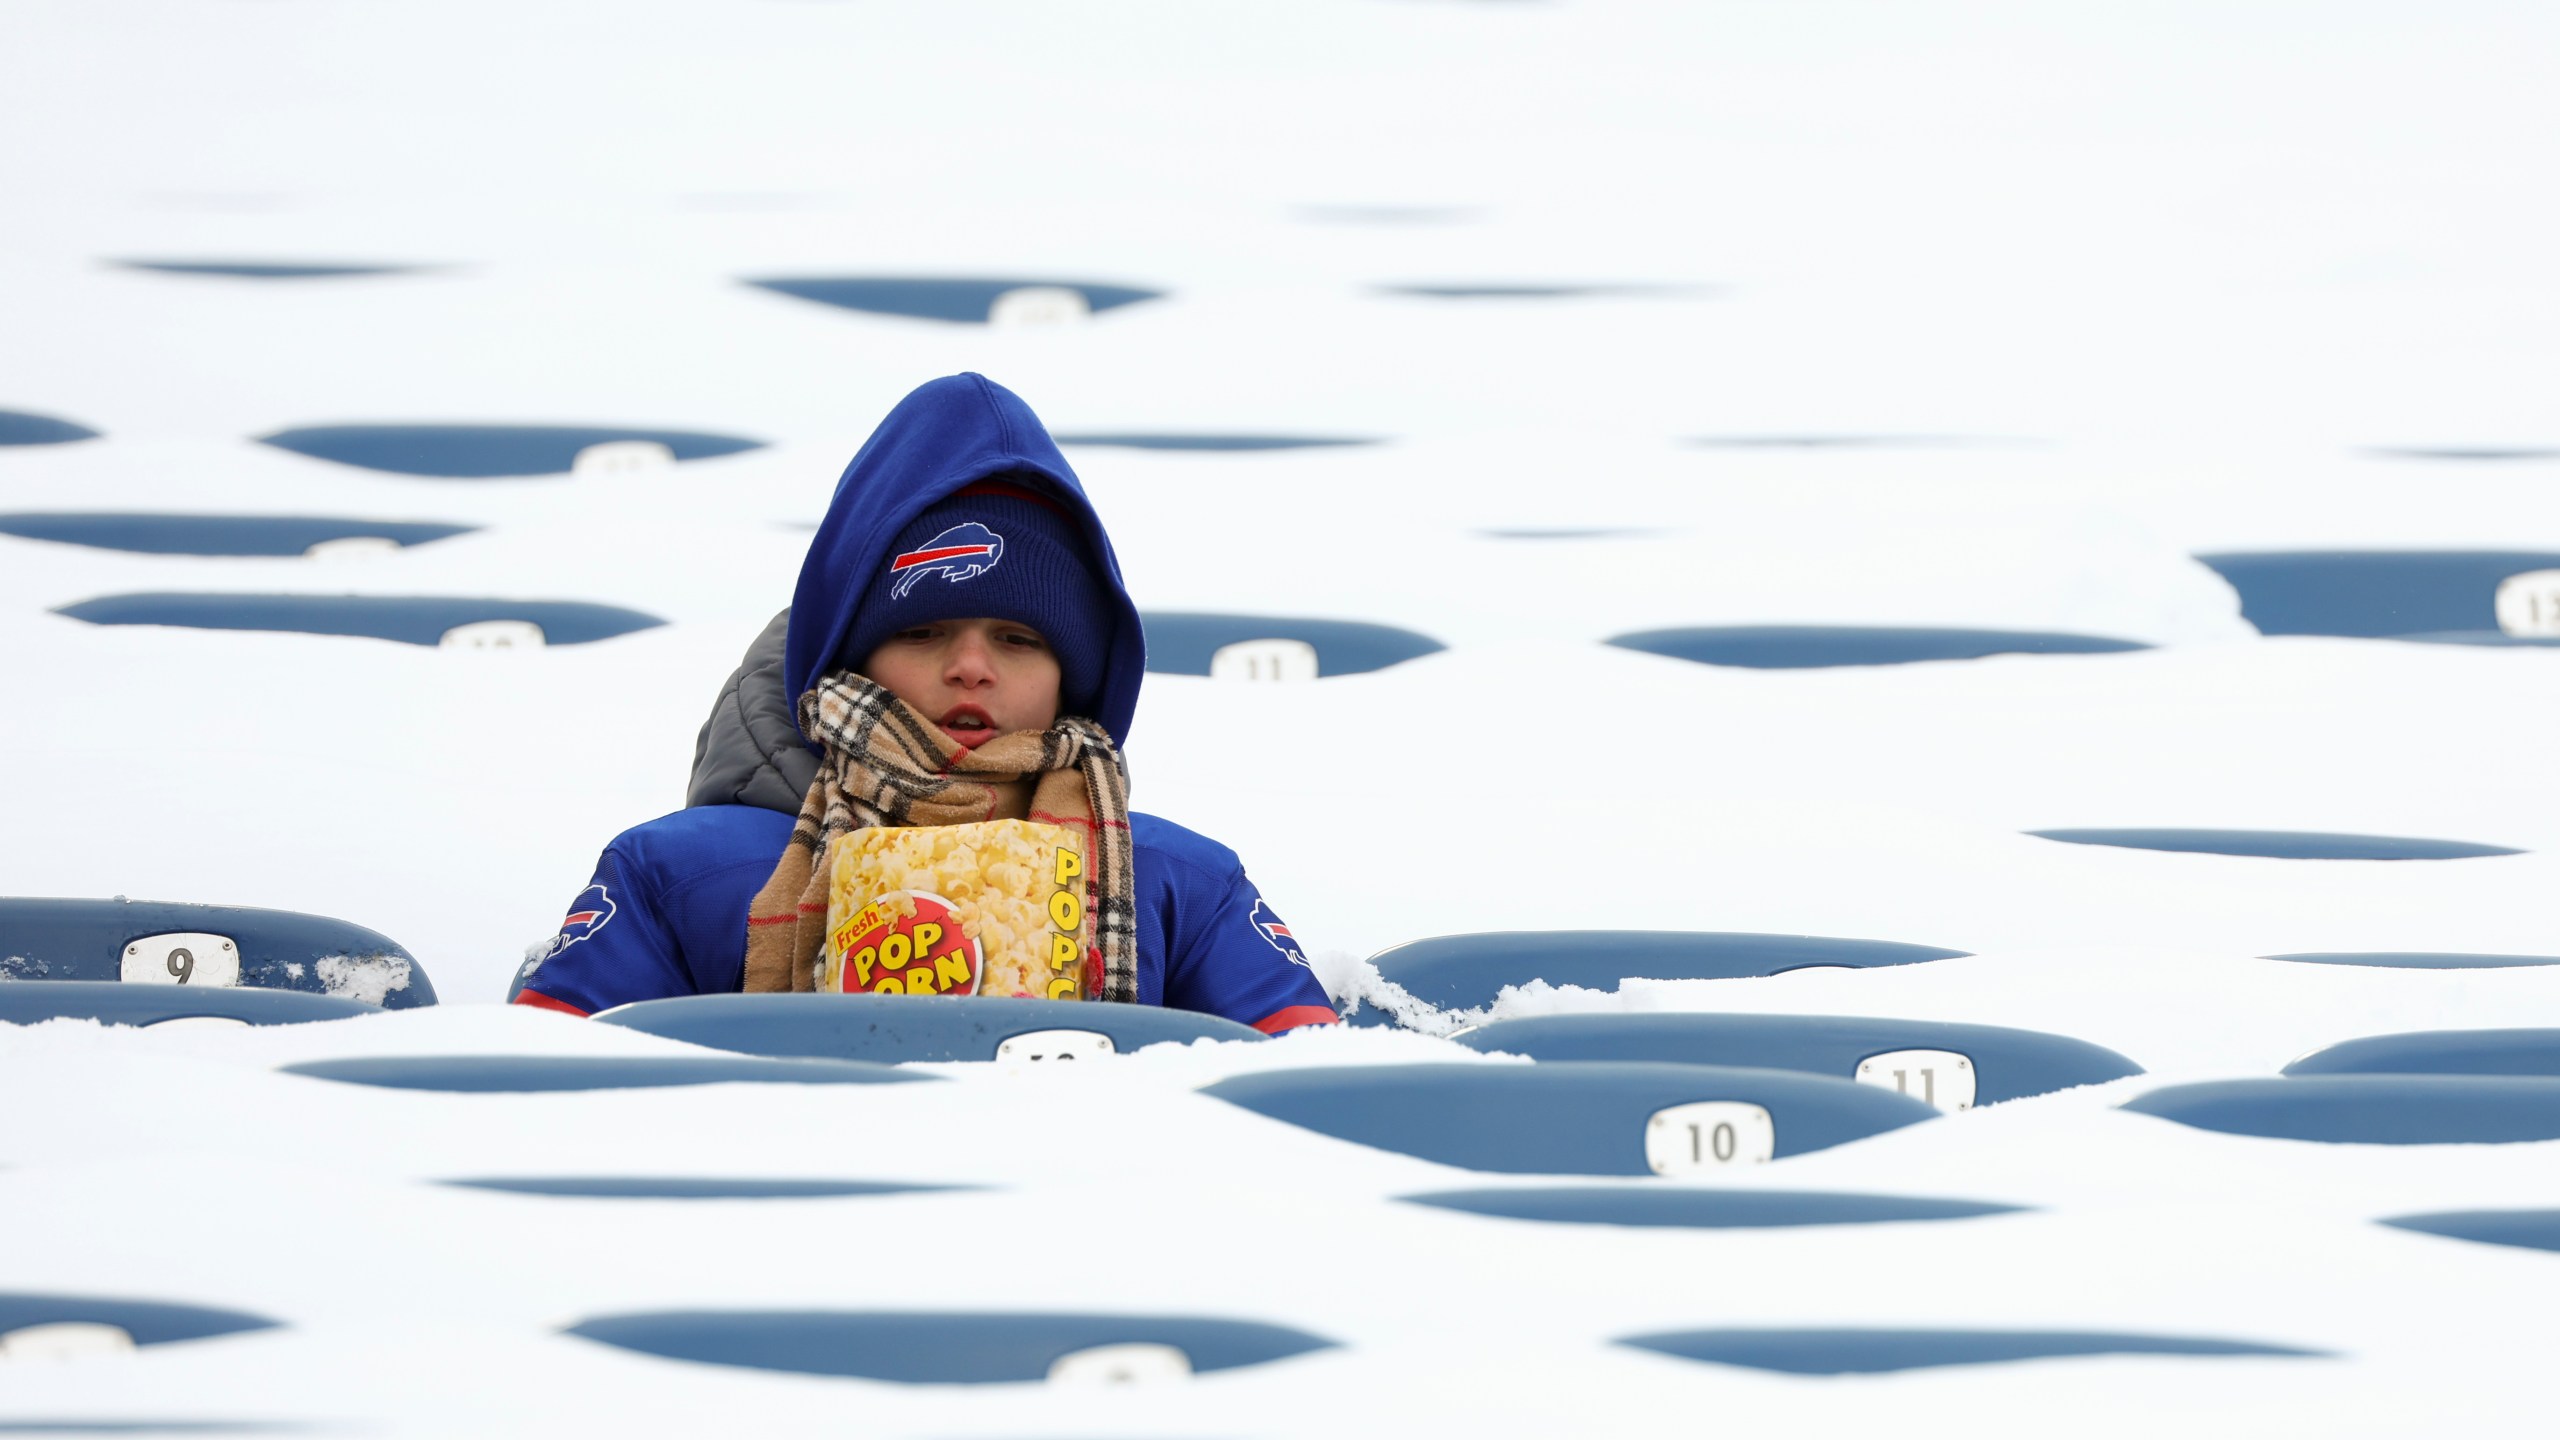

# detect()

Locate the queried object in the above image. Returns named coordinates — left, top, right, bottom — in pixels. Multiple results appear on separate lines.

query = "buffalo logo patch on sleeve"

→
left=536, top=884, right=617, bottom=962
left=888, top=522, right=1004, bottom=598
left=1249, top=897, right=1309, bottom=968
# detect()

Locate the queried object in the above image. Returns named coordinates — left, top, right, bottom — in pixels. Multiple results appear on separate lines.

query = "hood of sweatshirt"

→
left=786, top=372, right=1145, bottom=745
left=688, top=375, right=1146, bottom=813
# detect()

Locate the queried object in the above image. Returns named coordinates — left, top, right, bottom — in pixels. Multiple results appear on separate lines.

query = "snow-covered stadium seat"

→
left=1377, top=282, right=1678, bottom=300
left=1353, top=930, right=1966, bottom=1026
left=257, top=423, right=764, bottom=478
left=1398, top=1187, right=2026, bottom=1229
left=562, top=1309, right=1336, bottom=1383
left=2264, top=950, right=2560, bottom=970
left=442, top=1176, right=965, bottom=1199
left=0, top=897, right=437, bottom=1007
left=2028, top=828, right=2523, bottom=860
left=0, top=408, right=100, bottom=445
left=281, top=1054, right=930, bottom=1093
left=1607, top=625, right=2150, bottom=669
left=1450, top=1014, right=2141, bottom=1109
left=1201, top=1062, right=1936, bottom=1174
left=0, top=1293, right=280, bottom=1357
left=113, top=260, right=426, bottom=279
left=1139, top=612, right=1445, bottom=678
left=2197, top=550, right=2560, bottom=642
left=1615, top=1327, right=2325, bottom=1375
left=53, top=593, right=666, bottom=647
left=0, top=981, right=374, bottom=1029
left=2380, top=1209, right=2560, bottom=1255
left=592, top=992, right=1265, bottom=1063
left=2283, top=1029, right=2560, bottom=1078
left=2121, top=1077, right=2560, bottom=1143
left=1052, top=432, right=1377, bottom=451
left=0, top=512, right=475, bottom=556
left=744, top=276, right=1164, bottom=325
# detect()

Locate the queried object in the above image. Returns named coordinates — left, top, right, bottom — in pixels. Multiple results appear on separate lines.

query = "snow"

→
left=4, top=0, right=2560, bottom=1433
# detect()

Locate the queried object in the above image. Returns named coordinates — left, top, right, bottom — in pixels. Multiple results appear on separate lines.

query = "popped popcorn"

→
left=820, top=819, right=1090, bottom=1000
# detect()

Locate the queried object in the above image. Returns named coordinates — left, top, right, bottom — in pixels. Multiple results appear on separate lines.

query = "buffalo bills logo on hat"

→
left=1249, top=897, right=1309, bottom=968
left=535, top=884, right=616, bottom=963
left=889, top=522, right=1004, bottom=599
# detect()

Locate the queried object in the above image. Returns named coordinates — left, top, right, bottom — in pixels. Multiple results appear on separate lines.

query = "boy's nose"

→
left=944, top=632, right=997, bottom=685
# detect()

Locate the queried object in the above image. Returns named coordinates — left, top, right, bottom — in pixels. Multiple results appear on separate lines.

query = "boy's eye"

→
left=893, top=626, right=941, bottom=642
left=1000, top=630, right=1049, bottom=650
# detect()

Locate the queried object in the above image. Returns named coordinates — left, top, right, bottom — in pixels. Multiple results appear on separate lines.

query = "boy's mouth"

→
left=939, top=704, right=997, bottom=748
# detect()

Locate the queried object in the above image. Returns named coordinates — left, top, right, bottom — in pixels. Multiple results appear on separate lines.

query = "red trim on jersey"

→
left=511, top=988, right=591, bottom=1018
left=1253, top=1005, right=1339, bottom=1035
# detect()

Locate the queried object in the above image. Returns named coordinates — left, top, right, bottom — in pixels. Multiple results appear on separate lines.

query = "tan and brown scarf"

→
left=741, top=671, right=1137, bottom=1001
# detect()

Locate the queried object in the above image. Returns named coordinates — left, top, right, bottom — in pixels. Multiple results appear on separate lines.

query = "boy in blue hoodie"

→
left=515, top=374, right=1339, bottom=1034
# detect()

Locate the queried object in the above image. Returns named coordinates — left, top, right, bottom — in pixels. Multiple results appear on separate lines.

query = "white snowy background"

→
left=4, top=0, right=2559, bottom=1433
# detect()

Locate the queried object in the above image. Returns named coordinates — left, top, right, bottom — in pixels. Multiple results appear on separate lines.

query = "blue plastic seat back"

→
left=0, top=409, right=99, bottom=445
left=0, top=1293, right=279, bottom=1346
left=116, top=260, right=421, bottom=279
left=2029, top=828, right=2521, bottom=860
left=2122, top=1076, right=2560, bottom=1144
left=592, top=993, right=1264, bottom=1062
left=1451, top=1013, right=2140, bottom=1105
left=1139, top=613, right=1445, bottom=677
left=2197, top=550, right=2560, bottom=638
left=1356, top=930, right=1966, bottom=1026
left=2265, top=951, right=2560, bottom=970
left=258, top=424, right=763, bottom=477
left=281, top=1054, right=930, bottom=1093
left=1201, top=1062, right=1936, bottom=1174
left=563, top=1309, right=1336, bottom=1382
left=54, top=593, right=666, bottom=647
left=1398, top=1187, right=2025, bottom=1229
left=2283, top=1029, right=2560, bottom=1078
left=0, top=513, right=474, bottom=557
left=745, top=277, right=1163, bottom=324
left=2380, top=1209, right=2560, bottom=1255
left=0, top=897, right=436, bottom=1008
left=1608, top=625, right=2148, bottom=670
left=1618, top=1327, right=2325, bottom=1375
left=0, top=981, right=375, bottom=1028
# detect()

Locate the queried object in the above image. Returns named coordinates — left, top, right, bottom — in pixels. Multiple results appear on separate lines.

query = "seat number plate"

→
left=120, top=932, right=240, bottom=988
left=1645, top=1101, right=1775, bottom=1173
left=1856, top=1048, right=1976, bottom=1111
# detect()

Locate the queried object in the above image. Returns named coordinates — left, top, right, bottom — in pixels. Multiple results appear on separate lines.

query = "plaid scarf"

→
left=740, top=671, right=1137, bottom=1002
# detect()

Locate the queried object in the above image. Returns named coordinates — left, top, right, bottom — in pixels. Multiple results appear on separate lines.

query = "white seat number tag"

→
left=121, top=932, right=240, bottom=988
left=2493, top=569, right=2560, bottom=637
left=571, top=439, right=676, bottom=477
left=1209, top=638, right=1319, bottom=683
left=1048, top=1342, right=1190, bottom=1385
left=0, top=1323, right=138, bottom=1361
left=1856, top=1048, right=1976, bottom=1111
left=1645, top=1101, right=1775, bottom=1173
left=987, top=286, right=1092, bottom=327
left=440, top=619, right=546, bottom=650
left=995, top=1029, right=1116, bottom=1063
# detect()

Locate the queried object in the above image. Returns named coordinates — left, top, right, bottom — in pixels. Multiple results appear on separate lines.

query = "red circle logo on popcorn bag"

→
left=828, top=892, right=982, bottom=996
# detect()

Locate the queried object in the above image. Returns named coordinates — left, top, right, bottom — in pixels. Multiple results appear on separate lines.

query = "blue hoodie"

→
left=516, top=375, right=1339, bottom=1033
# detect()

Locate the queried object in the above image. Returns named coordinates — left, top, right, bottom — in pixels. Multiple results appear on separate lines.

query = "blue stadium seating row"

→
left=0, top=513, right=476, bottom=556
left=115, top=260, right=426, bottom=279
left=2200, top=550, right=2560, bottom=643
left=1399, top=1187, right=2026, bottom=1229
left=0, top=1292, right=280, bottom=1351
left=1616, top=1328, right=2327, bottom=1375
left=441, top=1176, right=966, bottom=1199
left=1609, top=626, right=2148, bottom=668
left=0, top=898, right=437, bottom=1007
left=593, top=992, right=1266, bottom=1060
left=260, top=423, right=764, bottom=478
left=1354, top=929, right=1970, bottom=1021
left=2381, top=1209, right=2560, bottom=1255
left=0, top=408, right=102, bottom=445
left=562, top=1309, right=1332, bottom=1383
left=2031, top=828, right=2523, bottom=860
left=53, top=594, right=667, bottom=648
left=746, top=276, right=1163, bottom=323
left=283, top=1054, right=925, bottom=1093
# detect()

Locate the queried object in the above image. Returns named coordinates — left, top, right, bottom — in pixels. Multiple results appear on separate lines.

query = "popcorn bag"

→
left=820, top=820, right=1093, bottom=1000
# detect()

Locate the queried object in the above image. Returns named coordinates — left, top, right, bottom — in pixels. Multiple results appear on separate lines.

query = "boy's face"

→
left=860, top=617, right=1061, bottom=749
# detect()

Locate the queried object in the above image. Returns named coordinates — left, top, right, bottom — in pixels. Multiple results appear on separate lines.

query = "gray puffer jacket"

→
left=685, top=609, right=816, bottom=815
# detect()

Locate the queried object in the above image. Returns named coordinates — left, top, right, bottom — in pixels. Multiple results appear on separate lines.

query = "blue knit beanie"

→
left=838, top=479, right=1111, bottom=719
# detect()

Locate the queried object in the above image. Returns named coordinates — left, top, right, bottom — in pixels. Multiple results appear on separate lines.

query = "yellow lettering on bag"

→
left=871, top=973, right=904, bottom=995
left=1049, top=888, right=1082, bottom=933
left=936, top=950, right=972, bottom=990
left=1048, top=977, right=1079, bottom=1000
left=880, top=932, right=912, bottom=970
left=1055, top=846, right=1081, bottom=885
left=911, top=922, right=942, bottom=954
left=1050, top=933, right=1078, bottom=971
left=851, top=947, right=877, bottom=987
